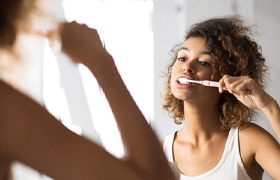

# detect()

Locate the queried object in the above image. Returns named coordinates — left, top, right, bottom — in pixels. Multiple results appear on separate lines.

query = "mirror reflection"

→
left=1, top=0, right=279, bottom=179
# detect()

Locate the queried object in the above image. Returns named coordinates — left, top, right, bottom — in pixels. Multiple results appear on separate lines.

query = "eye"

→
left=199, top=60, right=211, bottom=66
left=176, top=50, right=188, bottom=62
left=177, top=57, right=187, bottom=62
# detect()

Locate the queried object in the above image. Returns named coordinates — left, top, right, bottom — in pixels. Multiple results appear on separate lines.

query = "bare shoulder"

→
left=239, top=122, right=276, bottom=141
left=239, top=122, right=279, bottom=153
left=239, top=123, right=280, bottom=179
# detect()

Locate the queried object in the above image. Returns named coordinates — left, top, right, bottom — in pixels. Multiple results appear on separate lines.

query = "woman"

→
left=162, top=16, right=280, bottom=179
left=0, top=0, right=175, bottom=179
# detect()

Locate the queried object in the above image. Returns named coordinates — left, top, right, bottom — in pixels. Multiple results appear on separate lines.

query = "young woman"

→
left=162, top=17, right=280, bottom=179
left=0, top=0, right=175, bottom=179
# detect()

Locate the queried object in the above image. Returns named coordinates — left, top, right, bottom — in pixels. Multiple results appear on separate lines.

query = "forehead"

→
left=180, top=37, right=209, bottom=51
left=178, top=37, right=211, bottom=56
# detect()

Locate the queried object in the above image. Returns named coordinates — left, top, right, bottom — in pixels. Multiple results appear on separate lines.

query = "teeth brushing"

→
left=178, top=78, right=219, bottom=88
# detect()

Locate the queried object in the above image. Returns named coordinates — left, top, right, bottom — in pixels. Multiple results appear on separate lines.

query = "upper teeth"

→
left=178, top=78, right=190, bottom=84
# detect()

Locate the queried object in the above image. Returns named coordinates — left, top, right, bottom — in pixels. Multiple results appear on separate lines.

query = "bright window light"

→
left=43, top=0, right=154, bottom=157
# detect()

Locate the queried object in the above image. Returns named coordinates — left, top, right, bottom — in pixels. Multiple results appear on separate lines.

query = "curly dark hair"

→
left=162, top=16, right=268, bottom=129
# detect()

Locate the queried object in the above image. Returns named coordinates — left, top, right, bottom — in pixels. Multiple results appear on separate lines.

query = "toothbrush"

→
left=178, top=78, right=219, bottom=88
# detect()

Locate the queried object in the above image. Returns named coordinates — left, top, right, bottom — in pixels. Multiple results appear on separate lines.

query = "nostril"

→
left=182, top=68, right=194, bottom=74
left=182, top=65, right=194, bottom=74
left=188, top=69, right=194, bottom=73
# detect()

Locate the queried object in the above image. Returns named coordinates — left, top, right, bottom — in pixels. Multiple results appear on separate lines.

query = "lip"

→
left=175, top=76, right=197, bottom=88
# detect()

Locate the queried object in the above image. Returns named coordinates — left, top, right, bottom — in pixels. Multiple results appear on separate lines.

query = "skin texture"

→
left=164, top=36, right=280, bottom=179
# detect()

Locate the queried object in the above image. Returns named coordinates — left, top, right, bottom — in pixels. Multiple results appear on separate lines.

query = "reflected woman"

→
left=162, top=16, right=280, bottom=179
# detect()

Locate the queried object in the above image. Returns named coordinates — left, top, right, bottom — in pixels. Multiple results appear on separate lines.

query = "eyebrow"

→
left=179, top=47, right=212, bottom=55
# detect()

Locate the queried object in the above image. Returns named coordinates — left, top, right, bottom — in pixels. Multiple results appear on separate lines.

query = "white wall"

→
left=252, top=0, right=280, bottom=139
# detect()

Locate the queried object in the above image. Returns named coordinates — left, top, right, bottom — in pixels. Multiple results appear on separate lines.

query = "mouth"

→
left=177, top=77, right=196, bottom=85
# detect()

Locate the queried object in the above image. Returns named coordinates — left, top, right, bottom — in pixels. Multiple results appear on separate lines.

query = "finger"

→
left=227, top=78, right=245, bottom=95
left=222, top=75, right=237, bottom=94
left=234, top=79, right=253, bottom=95
left=218, top=75, right=228, bottom=93
left=230, top=76, right=256, bottom=96
left=221, top=75, right=251, bottom=95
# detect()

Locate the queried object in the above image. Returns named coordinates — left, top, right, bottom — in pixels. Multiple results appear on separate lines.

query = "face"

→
left=170, top=37, right=220, bottom=103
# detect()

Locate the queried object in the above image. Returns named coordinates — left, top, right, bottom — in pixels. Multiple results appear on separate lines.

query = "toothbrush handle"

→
left=202, top=80, right=219, bottom=88
left=209, top=81, right=219, bottom=87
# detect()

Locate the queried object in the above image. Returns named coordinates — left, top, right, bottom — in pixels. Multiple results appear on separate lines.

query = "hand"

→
left=58, top=21, right=116, bottom=80
left=59, top=21, right=107, bottom=65
left=219, top=75, right=275, bottom=110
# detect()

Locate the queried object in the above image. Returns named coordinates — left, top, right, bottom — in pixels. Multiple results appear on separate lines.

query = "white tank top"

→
left=163, top=128, right=252, bottom=180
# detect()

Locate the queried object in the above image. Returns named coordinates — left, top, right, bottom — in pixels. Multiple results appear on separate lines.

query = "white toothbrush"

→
left=178, top=78, right=219, bottom=88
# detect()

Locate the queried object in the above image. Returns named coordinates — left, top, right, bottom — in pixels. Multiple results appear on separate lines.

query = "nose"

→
left=182, top=62, right=195, bottom=74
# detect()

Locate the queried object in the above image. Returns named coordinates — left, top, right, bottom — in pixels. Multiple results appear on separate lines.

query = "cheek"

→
left=170, top=79, right=176, bottom=94
left=170, top=84, right=182, bottom=100
left=210, top=64, right=221, bottom=81
left=199, top=68, right=216, bottom=80
left=170, top=74, right=185, bottom=100
left=170, top=67, right=175, bottom=81
left=170, top=72, right=178, bottom=95
left=170, top=67, right=179, bottom=88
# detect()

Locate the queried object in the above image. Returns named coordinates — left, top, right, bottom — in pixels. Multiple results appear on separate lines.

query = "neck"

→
left=181, top=102, right=224, bottom=142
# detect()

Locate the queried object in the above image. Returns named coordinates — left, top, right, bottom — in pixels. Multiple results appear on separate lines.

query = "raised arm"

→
left=219, top=75, right=280, bottom=141
left=0, top=22, right=175, bottom=179
left=59, top=21, right=175, bottom=179
left=261, top=98, right=280, bottom=140
left=219, top=75, right=280, bottom=178
left=0, top=80, right=142, bottom=179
